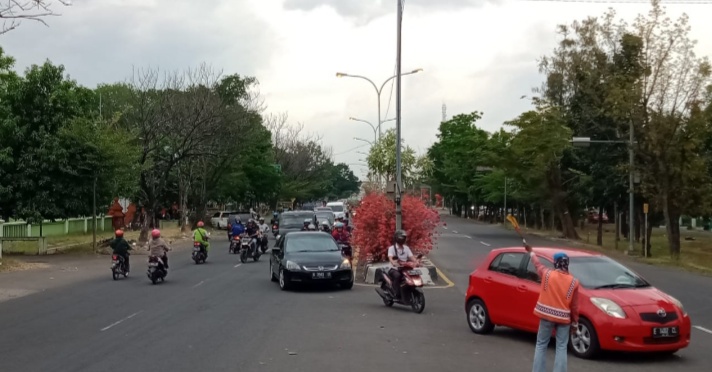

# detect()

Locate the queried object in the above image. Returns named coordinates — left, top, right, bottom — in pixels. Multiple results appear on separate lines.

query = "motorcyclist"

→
left=270, top=212, right=279, bottom=226
left=231, top=218, right=246, bottom=237
left=110, top=229, right=132, bottom=272
left=307, top=223, right=317, bottom=231
left=245, top=219, right=261, bottom=252
left=387, top=230, right=418, bottom=300
left=193, top=221, right=210, bottom=258
left=331, top=222, right=350, bottom=244
left=147, top=229, right=171, bottom=269
left=320, top=220, right=331, bottom=233
left=258, top=217, right=270, bottom=249
left=301, top=219, right=312, bottom=231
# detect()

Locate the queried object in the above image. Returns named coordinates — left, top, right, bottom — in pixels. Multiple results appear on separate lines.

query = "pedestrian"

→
left=525, top=244, right=580, bottom=372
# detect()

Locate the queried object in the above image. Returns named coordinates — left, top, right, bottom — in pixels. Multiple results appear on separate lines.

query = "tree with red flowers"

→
left=351, top=192, right=440, bottom=262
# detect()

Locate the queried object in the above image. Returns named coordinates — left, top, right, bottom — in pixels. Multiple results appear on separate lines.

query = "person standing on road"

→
left=525, top=244, right=580, bottom=372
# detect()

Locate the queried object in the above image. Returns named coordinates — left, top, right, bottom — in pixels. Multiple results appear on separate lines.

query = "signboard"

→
left=643, top=203, right=649, bottom=214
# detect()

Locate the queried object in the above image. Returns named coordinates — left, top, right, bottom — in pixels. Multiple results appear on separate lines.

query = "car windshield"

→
left=280, top=215, right=312, bottom=228
left=286, top=234, right=340, bottom=253
left=328, top=205, right=344, bottom=212
left=316, top=212, right=334, bottom=221
left=569, top=256, right=650, bottom=289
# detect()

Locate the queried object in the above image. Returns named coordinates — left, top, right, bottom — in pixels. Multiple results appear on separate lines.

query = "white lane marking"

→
left=694, top=325, right=712, bottom=335
left=234, top=264, right=242, bottom=268
left=480, top=241, right=491, bottom=247
left=100, top=311, right=143, bottom=332
left=466, top=236, right=472, bottom=239
left=443, top=226, right=448, bottom=230
left=192, top=280, right=205, bottom=289
left=453, top=230, right=458, bottom=234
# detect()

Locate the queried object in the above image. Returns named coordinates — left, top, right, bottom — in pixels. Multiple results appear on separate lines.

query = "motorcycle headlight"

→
left=590, top=297, right=627, bottom=319
left=340, top=259, right=351, bottom=269
left=666, top=294, right=686, bottom=314
left=285, top=260, right=301, bottom=270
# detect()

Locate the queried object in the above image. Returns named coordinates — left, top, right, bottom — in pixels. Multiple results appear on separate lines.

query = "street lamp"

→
left=349, top=116, right=396, bottom=144
left=336, top=68, right=423, bottom=139
left=353, top=137, right=372, bottom=146
left=570, top=135, right=637, bottom=255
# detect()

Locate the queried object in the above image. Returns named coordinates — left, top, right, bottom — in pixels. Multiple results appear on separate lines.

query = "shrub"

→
left=352, top=192, right=440, bottom=262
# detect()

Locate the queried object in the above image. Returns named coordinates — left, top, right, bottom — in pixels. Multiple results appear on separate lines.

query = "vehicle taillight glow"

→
left=112, top=255, right=118, bottom=260
left=194, top=242, right=200, bottom=246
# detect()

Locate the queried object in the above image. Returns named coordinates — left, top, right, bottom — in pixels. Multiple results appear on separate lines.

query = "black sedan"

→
left=270, top=232, right=354, bottom=290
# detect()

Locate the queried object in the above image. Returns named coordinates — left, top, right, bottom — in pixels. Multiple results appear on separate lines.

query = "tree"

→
left=366, top=128, right=417, bottom=185
left=0, top=0, right=70, bottom=35
left=324, top=162, right=360, bottom=200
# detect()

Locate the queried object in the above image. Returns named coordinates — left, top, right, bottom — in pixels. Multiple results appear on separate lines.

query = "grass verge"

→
left=505, top=222, right=712, bottom=275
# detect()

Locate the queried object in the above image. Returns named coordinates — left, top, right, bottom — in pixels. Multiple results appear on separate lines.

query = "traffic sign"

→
left=643, top=203, right=649, bottom=214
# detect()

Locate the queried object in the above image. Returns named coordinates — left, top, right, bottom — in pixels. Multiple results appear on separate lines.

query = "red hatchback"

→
left=465, top=247, right=691, bottom=358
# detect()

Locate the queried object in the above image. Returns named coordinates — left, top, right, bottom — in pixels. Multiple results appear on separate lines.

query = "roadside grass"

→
left=1, top=225, right=189, bottom=256
left=506, top=222, right=712, bottom=275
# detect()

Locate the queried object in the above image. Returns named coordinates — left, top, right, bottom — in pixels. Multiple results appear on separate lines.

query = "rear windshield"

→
left=328, top=205, right=344, bottom=212
left=280, top=214, right=314, bottom=228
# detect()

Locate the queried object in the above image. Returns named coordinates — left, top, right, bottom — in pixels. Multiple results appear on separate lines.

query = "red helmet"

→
left=115, top=230, right=124, bottom=237
left=151, top=229, right=161, bottom=238
left=197, top=221, right=204, bottom=227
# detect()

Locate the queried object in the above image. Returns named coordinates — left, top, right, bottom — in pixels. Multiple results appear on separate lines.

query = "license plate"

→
left=311, top=272, right=332, bottom=279
left=652, top=326, right=679, bottom=338
left=407, top=270, right=419, bottom=275
left=149, top=262, right=158, bottom=267
left=193, top=247, right=200, bottom=251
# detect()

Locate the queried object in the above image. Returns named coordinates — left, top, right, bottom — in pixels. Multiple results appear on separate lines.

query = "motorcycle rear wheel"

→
left=112, top=270, right=118, bottom=281
left=411, top=291, right=425, bottom=313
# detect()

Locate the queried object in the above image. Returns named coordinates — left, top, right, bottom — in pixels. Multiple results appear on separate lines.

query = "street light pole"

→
left=336, top=70, right=422, bottom=140
left=395, top=0, right=403, bottom=231
left=503, top=177, right=507, bottom=221
left=628, top=119, right=634, bottom=255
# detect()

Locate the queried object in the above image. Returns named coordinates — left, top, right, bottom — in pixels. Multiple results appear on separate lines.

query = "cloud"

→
left=283, top=0, right=495, bottom=25
left=0, top=0, right=278, bottom=86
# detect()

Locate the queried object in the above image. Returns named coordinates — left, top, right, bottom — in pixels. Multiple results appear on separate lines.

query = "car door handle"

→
left=517, top=284, right=527, bottom=292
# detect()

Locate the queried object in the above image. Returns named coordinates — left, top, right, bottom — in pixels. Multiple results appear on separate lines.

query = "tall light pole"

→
left=571, top=136, right=636, bottom=254
left=353, top=137, right=373, bottom=146
left=349, top=116, right=395, bottom=144
left=336, top=68, right=422, bottom=140
left=395, top=0, right=404, bottom=231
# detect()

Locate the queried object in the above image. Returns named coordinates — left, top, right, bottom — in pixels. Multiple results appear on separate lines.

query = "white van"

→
left=326, top=202, right=346, bottom=220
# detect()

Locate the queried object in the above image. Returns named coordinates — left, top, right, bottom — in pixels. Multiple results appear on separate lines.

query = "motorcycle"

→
left=192, top=241, right=207, bottom=264
left=229, top=235, right=242, bottom=254
left=375, top=255, right=425, bottom=313
left=111, top=254, right=129, bottom=280
left=272, top=224, right=279, bottom=237
left=338, top=243, right=353, bottom=260
left=146, top=255, right=167, bottom=284
left=239, top=234, right=261, bottom=263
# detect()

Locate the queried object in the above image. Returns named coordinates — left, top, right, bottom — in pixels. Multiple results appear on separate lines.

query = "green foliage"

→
left=366, top=128, right=417, bottom=186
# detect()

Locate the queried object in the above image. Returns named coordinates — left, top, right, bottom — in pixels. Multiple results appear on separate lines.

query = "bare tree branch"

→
left=0, top=0, right=70, bottom=35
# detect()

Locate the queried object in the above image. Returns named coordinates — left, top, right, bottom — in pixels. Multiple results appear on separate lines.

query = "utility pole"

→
left=628, top=118, right=635, bottom=255
left=93, top=175, right=97, bottom=252
left=503, top=177, right=507, bottom=222
left=395, top=0, right=404, bottom=231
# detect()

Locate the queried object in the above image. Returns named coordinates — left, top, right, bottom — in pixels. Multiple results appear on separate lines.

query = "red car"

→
left=465, top=247, right=691, bottom=358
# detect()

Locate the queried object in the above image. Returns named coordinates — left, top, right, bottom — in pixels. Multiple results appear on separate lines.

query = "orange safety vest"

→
left=533, top=269, right=579, bottom=324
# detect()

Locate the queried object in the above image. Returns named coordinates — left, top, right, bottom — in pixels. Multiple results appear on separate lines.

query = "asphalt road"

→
left=0, top=222, right=710, bottom=371
left=428, top=214, right=712, bottom=371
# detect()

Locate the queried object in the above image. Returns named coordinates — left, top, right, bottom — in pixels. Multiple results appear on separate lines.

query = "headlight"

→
left=667, top=295, right=685, bottom=314
left=340, top=259, right=351, bottom=269
left=590, top=297, right=627, bottom=319
left=285, top=261, right=301, bottom=270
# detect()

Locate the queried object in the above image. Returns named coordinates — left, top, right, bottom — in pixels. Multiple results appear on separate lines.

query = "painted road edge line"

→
left=435, top=267, right=455, bottom=288
left=694, top=325, right=712, bottom=335
left=100, top=310, right=143, bottom=332
left=480, top=241, right=491, bottom=247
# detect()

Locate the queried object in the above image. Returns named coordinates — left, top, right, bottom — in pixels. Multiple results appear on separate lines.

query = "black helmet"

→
left=394, top=229, right=407, bottom=245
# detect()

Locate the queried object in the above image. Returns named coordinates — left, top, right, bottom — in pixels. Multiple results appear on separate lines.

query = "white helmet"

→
left=308, top=223, right=316, bottom=230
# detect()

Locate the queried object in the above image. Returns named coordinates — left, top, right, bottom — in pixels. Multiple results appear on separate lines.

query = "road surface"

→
left=0, top=221, right=709, bottom=371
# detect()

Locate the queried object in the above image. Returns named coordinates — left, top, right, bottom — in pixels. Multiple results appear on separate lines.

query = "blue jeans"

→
left=532, top=319, right=570, bottom=372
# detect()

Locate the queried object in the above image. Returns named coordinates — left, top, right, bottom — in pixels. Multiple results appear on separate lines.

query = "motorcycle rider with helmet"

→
left=258, top=217, right=270, bottom=250
left=193, top=221, right=210, bottom=258
left=319, top=220, right=331, bottom=233
left=387, top=230, right=418, bottom=300
left=245, top=219, right=262, bottom=252
left=301, top=219, right=312, bottom=231
left=148, top=229, right=172, bottom=269
left=231, top=218, right=246, bottom=237
left=331, top=222, right=350, bottom=243
left=110, top=229, right=132, bottom=272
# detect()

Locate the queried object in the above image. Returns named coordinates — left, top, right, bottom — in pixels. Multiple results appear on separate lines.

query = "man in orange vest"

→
left=526, top=244, right=580, bottom=372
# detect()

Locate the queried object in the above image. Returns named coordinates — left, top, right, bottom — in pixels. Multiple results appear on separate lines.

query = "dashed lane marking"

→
left=234, top=264, right=242, bottom=268
left=480, top=241, right=491, bottom=247
left=694, top=325, right=712, bottom=335
left=191, top=280, right=205, bottom=289
left=452, top=230, right=458, bottom=234
left=100, top=311, right=143, bottom=332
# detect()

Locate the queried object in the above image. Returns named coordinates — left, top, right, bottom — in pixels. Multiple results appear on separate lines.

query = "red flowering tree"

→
left=352, top=192, right=440, bottom=262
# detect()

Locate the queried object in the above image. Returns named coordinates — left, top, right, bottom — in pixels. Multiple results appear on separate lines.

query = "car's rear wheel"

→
left=569, top=318, right=600, bottom=359
left=467, top=298, right=494, bottom=334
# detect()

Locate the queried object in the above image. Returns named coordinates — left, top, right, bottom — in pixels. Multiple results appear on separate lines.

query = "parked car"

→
left=269, top=231, right=353, bottom=290
left=465, top=247, right=691, bottom=359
